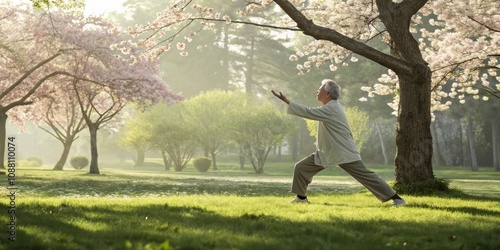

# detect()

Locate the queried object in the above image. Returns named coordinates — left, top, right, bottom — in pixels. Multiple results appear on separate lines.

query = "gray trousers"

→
left=291, top=154, right=396, bottom=202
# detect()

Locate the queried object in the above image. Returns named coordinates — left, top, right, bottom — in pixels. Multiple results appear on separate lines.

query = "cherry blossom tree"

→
left=0, top=2, right=75, bottom=169
left=43, top=8, right=183, bottom=174
left=0, top=3, right=182, bottom=173
left=131, top=0, right=498, bottom=187
left=37, top=83, right=87, bottom=170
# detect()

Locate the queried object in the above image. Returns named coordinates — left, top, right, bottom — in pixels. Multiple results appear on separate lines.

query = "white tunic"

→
left=287, top=100, right=361, bottom=166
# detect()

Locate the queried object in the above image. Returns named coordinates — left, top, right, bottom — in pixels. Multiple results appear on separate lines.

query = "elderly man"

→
left=272, top=79, right=406, bottom=206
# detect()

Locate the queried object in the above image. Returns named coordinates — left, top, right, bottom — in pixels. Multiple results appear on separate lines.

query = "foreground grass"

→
left=1, top=163, right=499, bottom=250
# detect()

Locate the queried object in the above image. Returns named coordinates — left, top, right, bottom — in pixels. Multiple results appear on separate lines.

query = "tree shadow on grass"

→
left=410, top=203, right=500, bottom=217
left=2, top=201, right=499, bottom=250
left=18, top=173, right=360, bottom=197
left=409, top=188, right=500, bottom=202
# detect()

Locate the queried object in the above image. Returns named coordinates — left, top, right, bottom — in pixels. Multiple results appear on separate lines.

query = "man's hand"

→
left=271, top=90, right=290, bottom=104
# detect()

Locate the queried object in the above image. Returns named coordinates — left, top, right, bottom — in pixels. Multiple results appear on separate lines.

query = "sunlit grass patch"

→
left=4, top=194, right=500, bottom=250
left=1, top=165, right=499, bottom=249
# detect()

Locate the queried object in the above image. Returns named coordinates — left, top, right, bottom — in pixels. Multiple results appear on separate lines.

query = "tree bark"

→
left=394, top=75, right=434, bottom=183
left=467, top=114, right=479, bottom=171
left=53, top=135, right=75, bottom=170
left=0, top=110, right=7, bottom=169
left=378, top=0, right=434, bottom=183
left=88, top=123, right=100, bottom=174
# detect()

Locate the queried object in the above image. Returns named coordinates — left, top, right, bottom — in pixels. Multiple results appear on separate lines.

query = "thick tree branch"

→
left=146, top=17, right=300, bottom=49
left=272, top=0, right=414, bottom=76
left=468, top=16, right=500, bottom=33
left=478, top=86, right=500, bottom=98
left=3, top=71, right=105, bottom=111
left=399, top=0, right=429, bottom=17
left=0, top=51, right=62, bottom=100
left=189, top=17, right=301, bottom=32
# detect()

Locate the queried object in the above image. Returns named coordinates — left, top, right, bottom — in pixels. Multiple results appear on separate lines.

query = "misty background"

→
left=9, top=0, right=499, bottom=171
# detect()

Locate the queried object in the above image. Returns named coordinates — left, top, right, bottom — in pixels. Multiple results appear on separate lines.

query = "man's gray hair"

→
left=322, top=79, right=341, bottom=100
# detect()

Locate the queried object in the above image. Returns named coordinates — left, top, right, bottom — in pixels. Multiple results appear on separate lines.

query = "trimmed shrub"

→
left=393, top=178, right=450, bottom=195
left=70, top=156, right=89, bottom=169
left=193, top=157, right=211, bottom=172
left=26, top=157, right=43, bottom=168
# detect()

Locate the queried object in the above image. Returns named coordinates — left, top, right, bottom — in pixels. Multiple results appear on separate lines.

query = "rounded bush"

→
left=70, top=156, right=89, bottom=169
left=393, top=178, right=450, bottom=195
left=26, top=157, right=43, bottom=168
left=17, top=160, right=36, bottom=168
left=193, top=157, right=211, bottom=172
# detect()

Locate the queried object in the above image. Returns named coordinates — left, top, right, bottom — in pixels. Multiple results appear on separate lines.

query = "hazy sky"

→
left=84, top=0, right=125, bottom=16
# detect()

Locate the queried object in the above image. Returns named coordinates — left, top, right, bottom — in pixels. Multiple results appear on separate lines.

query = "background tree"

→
left=118, top=108, right=154, bottom=167
left=183, top=90, right=246, bottom=170
left=0, top=2, right=83, bottom=169
left=229, top=101, right=296, bottom=174
left=148, top=103, right=198, bottom=172
left=37, top=85, right=86, bottom=170
left=0, top=3, right=181, bottom=173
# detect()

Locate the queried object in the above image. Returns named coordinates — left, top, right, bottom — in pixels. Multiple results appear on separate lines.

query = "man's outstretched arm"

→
left=271, top=90, right=290, bottom=104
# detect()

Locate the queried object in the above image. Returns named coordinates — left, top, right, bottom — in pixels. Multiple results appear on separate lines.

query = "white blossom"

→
left=223, top=15, right=232, bottom=24
left=176, top=42, right=185, bottom=50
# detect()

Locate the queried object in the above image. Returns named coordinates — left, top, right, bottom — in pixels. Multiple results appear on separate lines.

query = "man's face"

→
left=316, top=83, right=331, bottom=104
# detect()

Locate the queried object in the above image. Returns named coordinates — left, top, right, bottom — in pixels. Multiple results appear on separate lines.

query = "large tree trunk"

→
left=53, top=135, right=75, bottom=170
left=467, top=114, right=479, bottom=171
left=378, top=0, right=434, bottom=184
left=0, top=110, right=7, bottom=169
left=88, top=124, right=100, bottom=174
left=394, top=75, right=434, bottom=183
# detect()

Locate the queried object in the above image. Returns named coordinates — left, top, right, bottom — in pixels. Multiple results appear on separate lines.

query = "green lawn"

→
left=1, top=159, right=499, bottom=250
